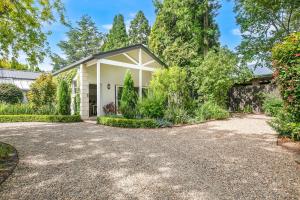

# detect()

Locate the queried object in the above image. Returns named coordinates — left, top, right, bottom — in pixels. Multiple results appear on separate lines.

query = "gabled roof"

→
left=53, top=44, right=165, bottom=75
left=0, top=68, right=41, bottom=80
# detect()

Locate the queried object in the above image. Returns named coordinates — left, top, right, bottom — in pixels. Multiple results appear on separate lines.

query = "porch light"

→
left=107, top=83, right=111, bottom=90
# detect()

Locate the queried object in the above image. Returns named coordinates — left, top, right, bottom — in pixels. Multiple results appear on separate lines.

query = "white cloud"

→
left=129, top=12, right=136, bottom=18
left=102, top=24, right=112, bottom=31
left=231, top=28, right=241, bottom=36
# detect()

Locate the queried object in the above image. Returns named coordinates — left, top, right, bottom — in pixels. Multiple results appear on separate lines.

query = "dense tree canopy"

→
left=0, top=59, right=40, bottom=71
left=234, top=0, right=300, bottom=68
left=128, top=11, right=151, bottom=46
left=149, top=0, right=220, bottom=67
left=52, top=15, right=103, bottom=71
left=191, top=48, right=252, bottom=106
left=0, top=0, right=66, bottom=67
left=102, top=14, right=128, bottom=51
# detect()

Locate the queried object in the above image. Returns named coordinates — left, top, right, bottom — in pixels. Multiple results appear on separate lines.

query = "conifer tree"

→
left=128, top=11, right=151, bottom=45
left=52, top=15, right=103, bottom=71
left=120, top=71, right=138, bottom=119
left=102, top=14, right=128, bottom=51
left=149, top=0, right=220, bottom=67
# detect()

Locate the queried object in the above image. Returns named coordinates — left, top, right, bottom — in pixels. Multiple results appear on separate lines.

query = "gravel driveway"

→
left=0, top=114, right=299, bottom=200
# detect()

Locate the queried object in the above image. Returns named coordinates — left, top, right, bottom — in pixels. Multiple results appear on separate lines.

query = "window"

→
left=115, top=85, right=148, bottom=113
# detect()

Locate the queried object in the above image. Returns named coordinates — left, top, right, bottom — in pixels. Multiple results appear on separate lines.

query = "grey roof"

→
left=0, top=68, right=41, bottom=80
left=53, top=44, right=166, bottom=76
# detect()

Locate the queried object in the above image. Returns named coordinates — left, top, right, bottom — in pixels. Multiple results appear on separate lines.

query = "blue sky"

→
left=36, top=0, right=270, bottom=74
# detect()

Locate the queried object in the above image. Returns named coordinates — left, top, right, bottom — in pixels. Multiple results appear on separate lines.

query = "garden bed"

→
left=97, top=116, right=158, bottom=128
left=0, top=115, right=82, bottom=123
left=0, top=142, right=18, bottom=185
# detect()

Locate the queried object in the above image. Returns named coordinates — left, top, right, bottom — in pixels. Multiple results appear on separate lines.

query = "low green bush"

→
left=0, top=103, right=56, bottom=115
left=0, top=115, right=81, bottom=123
left=270, top=111, right=300, bottom=141
left=0, top=83, right=23, bottom=104
left=138, top=95, right=165, bottom=119
left=164, top=106, right=189, bottom=124
left=262, top=94, right=283, bottom=117
left=196, top=101, right=230, bottom=122
left=0, top=143, right=14, bottom=159
left=97, top=116, right=158, bottom=128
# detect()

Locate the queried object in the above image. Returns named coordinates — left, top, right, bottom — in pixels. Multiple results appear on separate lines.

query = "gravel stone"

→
left=0, top=114, right=299, bottom=199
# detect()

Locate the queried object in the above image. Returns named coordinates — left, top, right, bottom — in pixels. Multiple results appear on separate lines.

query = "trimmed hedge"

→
left=0, top=115, right=82, bottom=123
left=97, top=116, right=158, bottom=128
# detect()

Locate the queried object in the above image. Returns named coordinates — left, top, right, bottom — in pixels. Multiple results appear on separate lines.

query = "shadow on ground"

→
left=0, top=115, right=299, bottom=200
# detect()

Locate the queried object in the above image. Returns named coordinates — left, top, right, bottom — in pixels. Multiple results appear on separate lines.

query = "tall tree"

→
left=128, top=11, right=151, bottom=45
left=234, top=0, right=300, bottom=68
left=102, top=14, right=128, bottom=51
left=52, top=15, right=103, bottom=71
left=0, top=0, right=66, bottom=66
left=149, top=0, right=220, bottom=67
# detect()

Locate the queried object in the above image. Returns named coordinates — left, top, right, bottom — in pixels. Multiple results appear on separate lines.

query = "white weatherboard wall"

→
left=80, top=64, right=89, bottom=119
left=87, top=64, right=152, bottom=115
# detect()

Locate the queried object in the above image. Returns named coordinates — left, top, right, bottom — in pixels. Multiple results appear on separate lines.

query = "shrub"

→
left=196, top=101, right=230, bottom=122
left=0, top=143, right=14, bottom=159
left=57, top=79, right=71, bottom=115
left=138, top=95, right=165, bottom=119
left=97, top=116, right=158, bottom=128
left=27, top=74, right=56, bottom=108
left=0, top=103, right=56, bottom=115
left=0, top=83, right=23, bottom=104
left=103, top=102, right=116, bottom=115
left=191, top=48, right=253, bottom=107
left=272, top=32, right=300, bottom=121
left=0, top=115, right=81, bottom=123
left=120, top=71, right=138, bottom=118
left=262, top=94, right=283, bottom=117
left=270, top=111, right=300, bottom=141
left=164, top=106, right=189, bottom=124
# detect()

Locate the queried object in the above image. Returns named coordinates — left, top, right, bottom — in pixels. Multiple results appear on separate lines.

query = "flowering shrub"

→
left=272, top=32, right=300, bottom=121
left=271, top=32, right=300, bottom=140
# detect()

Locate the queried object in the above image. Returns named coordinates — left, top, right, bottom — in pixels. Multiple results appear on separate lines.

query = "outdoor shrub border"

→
left=97, top=116, right=158, bottom=128
left=0, top=115, right=82, bottom=123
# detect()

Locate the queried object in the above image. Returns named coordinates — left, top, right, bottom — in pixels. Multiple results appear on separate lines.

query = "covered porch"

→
left=70, top=45, right=163, bottom=119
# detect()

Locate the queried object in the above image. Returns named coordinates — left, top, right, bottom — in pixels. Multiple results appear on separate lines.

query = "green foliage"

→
left=0, top=143, right=14, bottom=159
left=196, top=101, right=230, bottom=122
left=0, top=103, right=56, bottom=115
left=270, top=111, right=300, bottom=141
left=164, top=106, right=189, bottom=124
left=191, top=48, right=252, bottom=106
left=128, top=11, right=151, bottom=45
left=97, top=116, right=158, bottom=128
left=120, top=71, right=138, bottom=118
left=272, top=32, right=300, bottom=121
left=149, top=0, right=220, bottom=67
left=0, top=84, right=23, bottom=104
left=241, top=105, right=253, bottom=114
left=102, top=14, right=128, bottom=51
left=27, top=74, right=56, bottom=108
left=57, top=79, right=71, bottom=115
left=52, top=15, right=103, bottom=71
left=0, top=0, right=66, bottom=66
left=55, top=68, right=77, bottom=85
left=138, top=95, right=165, bottom=119
left=262, top=94, right=283, bottom=117
left=0, top=59, right=40, bottom=71
left=146, top=66, right=191, bottom=124
left=0, top=115, right=81, bottom=123
left=234, top=0, right=300, bottom=68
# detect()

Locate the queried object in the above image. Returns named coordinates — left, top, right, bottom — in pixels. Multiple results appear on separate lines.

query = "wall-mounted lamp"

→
left=107, top=83, right=111, bottom=90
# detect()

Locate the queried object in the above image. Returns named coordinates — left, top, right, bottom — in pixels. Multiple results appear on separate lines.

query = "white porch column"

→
left=97, top=60, right=101, bottom=116
left=138, top=48, right=143, bottom=98
left=80, top=64, right=89, bottom=119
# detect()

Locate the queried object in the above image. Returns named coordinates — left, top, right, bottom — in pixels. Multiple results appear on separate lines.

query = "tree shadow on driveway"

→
left=0, top=116, right=299, bottom=200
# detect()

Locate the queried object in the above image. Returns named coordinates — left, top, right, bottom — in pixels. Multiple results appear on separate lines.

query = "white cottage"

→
left=53, top=44, right=165, bottom=119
